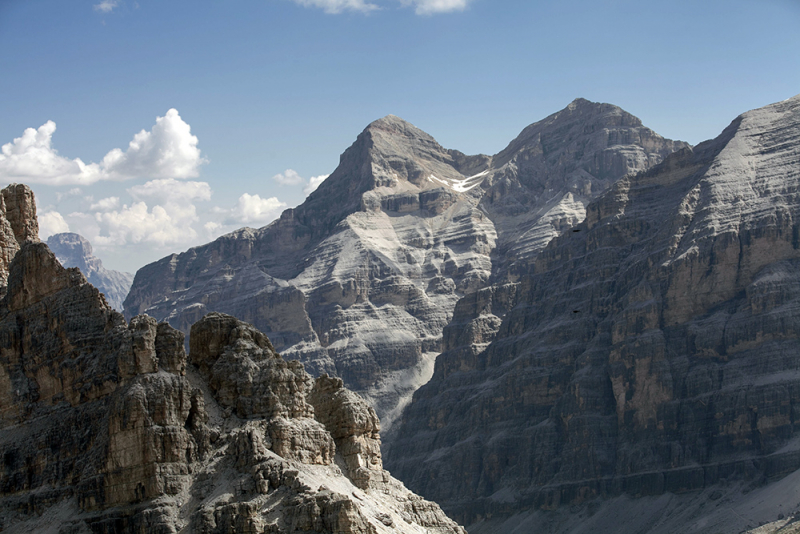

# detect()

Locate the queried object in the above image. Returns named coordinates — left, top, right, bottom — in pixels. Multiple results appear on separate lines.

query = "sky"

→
left=1, top=0, right=799, bottom=273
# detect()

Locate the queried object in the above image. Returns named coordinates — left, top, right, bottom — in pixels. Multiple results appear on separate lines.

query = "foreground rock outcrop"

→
left=47, top=232, right=133, bottom=311
left=385, top=95, right=800, bottom=532
left=0, top=238, right=464, bottom=532
left=0, top=183, right=38, bottom=287
left=123, top=100, right=687, bottom=429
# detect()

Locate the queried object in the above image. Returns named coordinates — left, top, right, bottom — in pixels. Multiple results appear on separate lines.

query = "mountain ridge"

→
left=123, top=99, right=689, bottom=431
left=384, top=93, right=800, bottom=532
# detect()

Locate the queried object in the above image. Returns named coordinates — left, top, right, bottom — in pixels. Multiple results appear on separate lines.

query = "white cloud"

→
left=402, top=0, right=470, bottom=14
left=227, top=193, right=286, bottom=226
left=102, top=109, right=206, bottom=180
left=90, top=196, right=120, bottom=212
left=39, top=211, right=70, bottom=239
left=303, top=174, right=329, bottom=195
left=0, top=121, right=103, bottom=186
left=292, top=0, right=378, bottom=14
left=93, top=0, right=119, bottom=13
left=127, top=178, right=212, bottom=203
left=0, top=109, right=206, bottom=186
left=272, top=169, right=305, bottom=186
left=93, top=201, right=200, bottom=247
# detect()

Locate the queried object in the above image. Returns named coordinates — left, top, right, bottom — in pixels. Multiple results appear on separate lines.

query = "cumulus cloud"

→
left=303, top=174, right=329, bottom=195
left=93, top=0, right=119, bottom=13
left=90, top=197, right=120, bottom=212
left=402, top=0, right=470, bottom=14
left=102, top=109, right=206, bottom=180
left=292, top=0, right=378, bottom=14
left=0, top=121, right=102, bottom=186
left=272, top=169, right=305, bottom=186
left=0, top=109, right=205, bottom=186
left=67, top=178, right=212, bottom=249
left=226, top=193, right=286, bottom=226
left=92, top=201, right=201, bottom=247
left=39, top=211, right=70, bottom=239
left=127, top=178, right=212, bottom=203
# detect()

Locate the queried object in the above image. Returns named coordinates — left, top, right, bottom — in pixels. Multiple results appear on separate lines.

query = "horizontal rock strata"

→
left=385, top=95, right=800, bottom=532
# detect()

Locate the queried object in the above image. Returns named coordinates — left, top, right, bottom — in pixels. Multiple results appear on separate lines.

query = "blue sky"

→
left=1, top=0, right=799, bottom=273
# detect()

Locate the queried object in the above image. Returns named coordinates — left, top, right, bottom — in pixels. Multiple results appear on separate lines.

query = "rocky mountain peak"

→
left=364, top=114, right=435, bottom=140
left=1, top=183, right=39, bottom=245
left=0, top=183, right=38, bottom=289
left=493, top=98, right=655, bottom=169
left=47, top=231, right=93, bottom=259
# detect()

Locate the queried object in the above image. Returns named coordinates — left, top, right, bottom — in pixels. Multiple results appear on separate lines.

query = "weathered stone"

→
left=0, top=232, right=465, bottom=533
left=310, top=374, right=382, bottom=488
left=0, top=184, right=38, bottom=289
left=386, top=94, right=800, bottom=531
left=189, top=312, right=313, bottom=419
left=1, top=184, right=38, bottom=245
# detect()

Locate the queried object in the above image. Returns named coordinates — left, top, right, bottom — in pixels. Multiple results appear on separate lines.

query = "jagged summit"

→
left=364, top=114, right=433, bottom=138
left=47, top=232, right=133, bottom=311
left=494, top=98, right=654, bottom=168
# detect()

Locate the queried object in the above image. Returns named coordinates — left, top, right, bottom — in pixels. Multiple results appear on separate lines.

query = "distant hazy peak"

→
left=46, top=232, right=133, bottom=311
left=47, top=232, right=92, bottom=255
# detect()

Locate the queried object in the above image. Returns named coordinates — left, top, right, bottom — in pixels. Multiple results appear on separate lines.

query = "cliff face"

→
left=0, top=238, right=465, bottom=532
left=0, top=183, right=38, bottom=288
left=46, top=232, right=134, bottom=311
left=385, top=95, right=800, bottom=532
left=123, top=102, right=686, bottom=429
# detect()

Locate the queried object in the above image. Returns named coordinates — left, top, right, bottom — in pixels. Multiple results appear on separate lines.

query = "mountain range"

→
left=122, top=98, right=688, bottom=432
left=3, top=93, right=799, bottom=533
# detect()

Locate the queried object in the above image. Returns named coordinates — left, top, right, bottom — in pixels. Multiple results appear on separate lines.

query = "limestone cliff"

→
left=123, top=101, right=686, bottom=429
left=0, top=183, right=38, bottom=288
left=46, top=232, right=133, bottom=312
left=385, top=95, right=800, bottom=533
left=0, top=238, right=464, bottom=533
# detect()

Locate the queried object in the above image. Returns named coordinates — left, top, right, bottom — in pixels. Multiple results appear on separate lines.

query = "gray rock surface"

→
left=385, top=94, right=800, bottom=532
left=0, top=183, right=38, bottom=288
left=0, top=221, right=465, bottom=532
left=123, top=100, right=686, bottom=430
left=46, top=232, right=133, bottom=311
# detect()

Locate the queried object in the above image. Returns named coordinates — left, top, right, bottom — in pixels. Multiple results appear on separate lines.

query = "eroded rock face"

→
left=310, top=375, right=383, bottom=489
left=0, top=237, right=465, bottom=533
left=0, top=241, right=202, bottom=521
left=47, top=232, right=134, bottom=311
left=0, top=183, right=38, bottom=288
left=385, top=95, right=800, bottom=531
left=123, top=101, right=686, bottom=430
